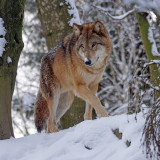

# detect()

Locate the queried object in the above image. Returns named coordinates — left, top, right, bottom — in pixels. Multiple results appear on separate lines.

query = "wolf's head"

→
left=72, top=20, right=112, bottom=67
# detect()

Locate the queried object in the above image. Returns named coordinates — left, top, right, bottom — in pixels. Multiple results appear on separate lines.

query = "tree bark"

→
left=36, top=0, right=72, bottom=50
left=36, top=0, right=85, bottom=129
left=0, top=0, right=25, bottom=139
left=136, top=13, right=160, bottom=99
left=60, top=96, right=85, bottom=129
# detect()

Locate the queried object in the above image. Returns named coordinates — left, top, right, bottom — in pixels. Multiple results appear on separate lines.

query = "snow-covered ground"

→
left=0, top=113, right=147, bottom=160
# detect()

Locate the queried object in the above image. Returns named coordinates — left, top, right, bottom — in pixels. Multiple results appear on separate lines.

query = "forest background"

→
left=1, top=0, right=160, bottom=159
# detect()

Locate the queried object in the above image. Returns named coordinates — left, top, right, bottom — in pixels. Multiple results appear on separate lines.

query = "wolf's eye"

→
left=79, top=44, right=84, bottom=48
left=92, top=43, right=96, bottom=48
left=79, top=44, right=84, bottom=49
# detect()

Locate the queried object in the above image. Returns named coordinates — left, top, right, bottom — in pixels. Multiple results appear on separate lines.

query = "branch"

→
left=144, top=60, right=160, bottom=67
left=92, top=5, right=135, bottom=20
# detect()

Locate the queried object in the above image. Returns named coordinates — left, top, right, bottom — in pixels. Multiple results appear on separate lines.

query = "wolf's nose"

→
left=85, top=59, right=91, bottom=65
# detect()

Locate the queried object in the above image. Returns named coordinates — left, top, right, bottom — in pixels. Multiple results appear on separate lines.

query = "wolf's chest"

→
left=78, top=68, right=103, bottom=85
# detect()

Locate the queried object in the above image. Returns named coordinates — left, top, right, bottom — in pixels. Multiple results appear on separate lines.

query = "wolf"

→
left=34, top=20, right=112, bottom=133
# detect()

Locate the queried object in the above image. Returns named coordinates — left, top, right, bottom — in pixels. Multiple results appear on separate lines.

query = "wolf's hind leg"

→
left=56, top=91, right=74, bottom=122
left=47, top=90, right=60, bottom=133
left=34, top=91, right=49, bottom=133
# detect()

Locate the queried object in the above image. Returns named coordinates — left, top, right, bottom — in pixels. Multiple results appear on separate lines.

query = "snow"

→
left=59, top=2, right=64, bottom=6
left=65, top=0, right=81, bottom=26
left=0, top=18, right=6, bottom=57
left=123, top=0, right=160, bottom=15
left=144, top=59, right=160, bottom=67
left=22, top=93, right=35, bottom=109
left=107, top=8, right=135, bottom=20
left=147, top=14, right=160, bottom=57
left=7, top=56, right=12, bottom=63
left=148, top=26, right=160, bottom=56
left=0, top=113, right=147, bottom=160
left=82, top=3, right=90, bottom=14
left=12, top=110, right=36, bottom=138
left=122, top=0, right=160, bottom=57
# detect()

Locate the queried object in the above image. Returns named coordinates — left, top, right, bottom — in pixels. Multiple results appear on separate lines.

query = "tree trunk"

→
left=60, top=96, right=85, bottom=129
left=36, top=0, right=72, bottom=50
left=136, top=13, right=160, bottom=99
left=0, top=0, right=25, bottom=139
left=36, top=0, right=85, bottom=129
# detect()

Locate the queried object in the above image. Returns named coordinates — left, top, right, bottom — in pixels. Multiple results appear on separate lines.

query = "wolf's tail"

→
left=34, top=91, right=49, bottom=133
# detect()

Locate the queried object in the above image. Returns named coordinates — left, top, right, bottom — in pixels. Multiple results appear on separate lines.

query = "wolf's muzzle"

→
left=85, top=60, right=92, bottom=66
left=84, top=58, right=92, bottom=66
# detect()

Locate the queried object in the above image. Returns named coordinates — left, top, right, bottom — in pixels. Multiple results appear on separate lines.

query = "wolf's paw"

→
left=98, top=113, right=108, bottom=118
left=84, top=113, right=92, bottom=120
left=97, top=108, right=108, bottom=118
left=47, top=127, right=59, bottom=133
left=47, top=122, right=59, bottom=133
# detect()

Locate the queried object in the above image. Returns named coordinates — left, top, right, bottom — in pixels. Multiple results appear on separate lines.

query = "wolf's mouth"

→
left=90, top=57, right=99, bottom=66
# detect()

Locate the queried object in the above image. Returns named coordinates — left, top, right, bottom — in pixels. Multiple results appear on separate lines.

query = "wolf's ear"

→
left=73, top=23, right=81, bottom=36
left=93, top=20, right=105, bottom=34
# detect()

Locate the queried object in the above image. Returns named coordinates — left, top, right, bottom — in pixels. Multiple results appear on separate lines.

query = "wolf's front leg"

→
left=84, top=84, right=97, bottom=120
left=75, top=85, right=108, bottom=118
left=47, top=117, right=58, bottom=133
left=84, top=103, right=93, bottom=120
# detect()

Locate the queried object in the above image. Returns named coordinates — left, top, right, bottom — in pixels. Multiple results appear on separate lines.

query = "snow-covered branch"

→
left=123, top=0, right=160, bottom=16
left=144, top=60, right=160, bottom=67
left=92, top=5, right=135, bottom=20
left=65, top=0, right=81, bottom=26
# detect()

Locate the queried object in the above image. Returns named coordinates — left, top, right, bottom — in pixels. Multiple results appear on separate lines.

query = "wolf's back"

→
left=34, top=91, right=49, bottom=132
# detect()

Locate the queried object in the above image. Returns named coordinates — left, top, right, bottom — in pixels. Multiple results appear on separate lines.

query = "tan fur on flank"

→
left=34, top=20, right=112, bottom=133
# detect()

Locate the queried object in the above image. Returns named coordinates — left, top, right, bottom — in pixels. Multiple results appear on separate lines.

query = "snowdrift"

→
left=0, top=113, right=146, bottom=160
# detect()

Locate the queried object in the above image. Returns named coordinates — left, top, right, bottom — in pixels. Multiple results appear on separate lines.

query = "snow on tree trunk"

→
left=136, top=13, right=160, bottom=99
left=137, top=12, right=160, bottom=159
left=0, top=0, right=25, bottom=139
left=36, top=0, right=85, bottom=129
